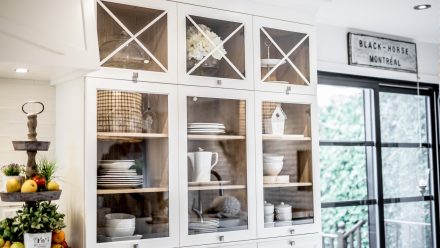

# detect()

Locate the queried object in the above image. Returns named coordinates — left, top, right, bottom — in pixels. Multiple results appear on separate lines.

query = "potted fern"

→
left=1, top=163, right=24, bottom=192
left=13, top=201, right=66, bottom=248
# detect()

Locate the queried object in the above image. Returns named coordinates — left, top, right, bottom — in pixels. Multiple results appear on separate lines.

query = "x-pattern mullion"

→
left=98, top=0, right=168, bottom=72
left=186, top=15, right=245, bottom=79
left=260, top=27, right=310, bottom=85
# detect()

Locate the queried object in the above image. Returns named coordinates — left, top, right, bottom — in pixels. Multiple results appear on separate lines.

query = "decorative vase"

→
left=24, top=232, right=52, bottom=248
left=2, top=175, right=24, bottom=192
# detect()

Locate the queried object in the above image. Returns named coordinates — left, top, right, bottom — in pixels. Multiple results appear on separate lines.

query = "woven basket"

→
left=97, top=90, right=143, bottom=133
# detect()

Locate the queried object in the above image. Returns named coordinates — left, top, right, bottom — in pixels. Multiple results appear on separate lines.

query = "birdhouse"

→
left=264, top=104, right=287, bottom=135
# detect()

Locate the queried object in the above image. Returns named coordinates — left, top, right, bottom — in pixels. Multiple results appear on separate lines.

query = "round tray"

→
left=0, top=190, right=61, bottom=202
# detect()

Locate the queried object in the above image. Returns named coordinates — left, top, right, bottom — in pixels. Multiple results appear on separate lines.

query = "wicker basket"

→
left=97, top=90, right=143, bottom=133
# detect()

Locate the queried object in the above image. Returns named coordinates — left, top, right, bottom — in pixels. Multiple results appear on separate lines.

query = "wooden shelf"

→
left=0, top=190, right=62, bottom=202
left=97, top=132, right=168, bottom=140
left=188, top=185, right=246, bottom=191
left=264, top=182, right=312, bottom=188
left=97, top=187, right=168, bottom=195
left=187, top=134, right=245, bottom=140
left=262, top=134, right=311, bottom=141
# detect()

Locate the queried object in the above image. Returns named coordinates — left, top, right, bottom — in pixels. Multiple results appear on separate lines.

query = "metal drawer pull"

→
left=219, top=235, right=225, bottom=241
left=289, top=240, right=296, bottom=246
left=217, top=79, right=223, bottom=85
left=290, top=228, right=295, bottom=235
left=133, top=244, right=139, bottom=248
left=286, top=86, right=292, bottom=95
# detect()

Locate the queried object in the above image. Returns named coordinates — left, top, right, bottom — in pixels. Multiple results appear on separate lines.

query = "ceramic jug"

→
left=187, top=147, right=219, bottom=182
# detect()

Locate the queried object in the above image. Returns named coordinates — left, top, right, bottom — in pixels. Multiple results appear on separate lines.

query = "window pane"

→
left=382, top=148, right=430, bottom=198
left=320, top=146, right=367, bottom=202
left=380, top=93, right=429, bottom=143
left=322, top=206, right=371, bottom=248
left=384, top=201, right=433, bottom=248
left=318, top=85, right=368, bottom=141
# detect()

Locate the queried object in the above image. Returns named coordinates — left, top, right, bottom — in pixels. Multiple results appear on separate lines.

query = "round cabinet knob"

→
left=290, top=229, right=295, bottom=235
left=219, top=235, right=225, bottom=241
left=289, top=240, right=296, bottom=247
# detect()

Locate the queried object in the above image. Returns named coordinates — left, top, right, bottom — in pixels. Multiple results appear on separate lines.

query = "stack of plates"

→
left=98, top=160, right=142, bottom=189
left=187, top=123, right=225, bottom=134
left=188, top=218, right=219, bottom=234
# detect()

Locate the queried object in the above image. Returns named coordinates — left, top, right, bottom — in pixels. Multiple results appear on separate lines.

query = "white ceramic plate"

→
left=188, top=123, right=224, bottom=126
left=98, top=185, right=141, bottom=189
left=99, top=164, right=133, bottom=170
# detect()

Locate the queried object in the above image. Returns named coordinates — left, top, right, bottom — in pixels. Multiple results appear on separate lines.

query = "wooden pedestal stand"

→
left=0, top=102, right=61, bottom=202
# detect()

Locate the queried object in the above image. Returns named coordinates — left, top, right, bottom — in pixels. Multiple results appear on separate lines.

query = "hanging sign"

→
left=348, top=33, right=417, bottom=73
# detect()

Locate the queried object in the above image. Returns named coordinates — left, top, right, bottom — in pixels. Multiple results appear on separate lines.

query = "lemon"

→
left=6, top=179, right=21, bottom=193
left=47, top=181, right=60, bottom=191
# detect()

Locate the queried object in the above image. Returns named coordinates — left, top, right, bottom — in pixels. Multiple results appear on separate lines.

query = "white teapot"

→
left=187, top=147, right=219, bottom=182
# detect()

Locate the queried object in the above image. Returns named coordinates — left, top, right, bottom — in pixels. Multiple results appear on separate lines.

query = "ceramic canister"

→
left=264, top=201, right=274, bottom=215
left=264, top=214, right=274, bottom=223
left=275, top=202, right=292, bottom=221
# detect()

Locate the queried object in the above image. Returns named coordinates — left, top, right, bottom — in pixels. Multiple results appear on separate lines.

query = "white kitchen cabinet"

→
left=84, top=78, right=180, bottom=248
left=178, top=85, right=257, bottom=246
left=0, top=0, right=99, bottom=82
left=253, top=16, right=317, bottom=95
left=257, top=234, right=321, bottom=248
left=88, top=0, right=178, bottom=84
left=55, top=1, right=321, bottom=247
left=178, top=4, right=254, bottom=90
left=255, top=91, right=321, bottom=239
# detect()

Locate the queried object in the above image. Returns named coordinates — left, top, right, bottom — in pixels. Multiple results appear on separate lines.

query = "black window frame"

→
left=318, top=71, right=440, bottom=248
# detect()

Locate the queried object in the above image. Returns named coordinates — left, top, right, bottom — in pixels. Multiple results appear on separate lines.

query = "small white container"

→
left=275, top=202, right=292, bottom=221
left=264, top=214, right=274, bottom=223
left=264, top=201, right=274, bottom=215
left=24, top=232, right=52, bottom=248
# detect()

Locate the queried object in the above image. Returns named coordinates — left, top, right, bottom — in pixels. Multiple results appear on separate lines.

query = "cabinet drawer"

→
left=258, top=234, right=321, bottom=248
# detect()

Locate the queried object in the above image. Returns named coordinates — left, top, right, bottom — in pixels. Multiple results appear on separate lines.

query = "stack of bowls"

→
left=264, top=201, right=274, bottom=223
left=105, top=213, right=136, bottom=237
left=263, top=154, right=284, bottom=176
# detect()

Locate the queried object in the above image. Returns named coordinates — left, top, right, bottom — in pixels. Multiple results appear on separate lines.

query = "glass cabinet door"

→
left=178, top=4, right=253, bottom=90
left=255, top=92, right=319, bottom=238
left=86, top=79, right=178, bottom=247
left=93, top=0, right=177, bottom=83
left=253, top=17, right=316, bottom=94
left=179, top=86, right=256, bottom=246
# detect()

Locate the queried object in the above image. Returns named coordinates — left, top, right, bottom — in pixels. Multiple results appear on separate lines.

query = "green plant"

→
left=37, top=158, right=57, bottom=182
left=12, top=202, right=66, bottom=237
left=0, top=218, right=21, bottom=242
left=1, top=163, right=23, bottom=176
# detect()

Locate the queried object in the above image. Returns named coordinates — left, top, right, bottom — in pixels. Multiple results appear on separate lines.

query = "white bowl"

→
left=105, top=213, right=135, bottom=226
left=105, top=220, right=135, bottom=228
left=263, top=154, right=284, bottom=161
left=105, top=226, right=135, bottom=237
left=263, top=162, right=283, bottom=176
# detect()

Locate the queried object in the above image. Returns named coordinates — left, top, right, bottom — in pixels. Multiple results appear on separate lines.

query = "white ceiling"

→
left=316, top=0, right=440, bottom=44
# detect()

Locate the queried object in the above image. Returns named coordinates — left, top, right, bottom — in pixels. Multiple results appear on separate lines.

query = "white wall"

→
left=316, top=24, right=439, bottom=84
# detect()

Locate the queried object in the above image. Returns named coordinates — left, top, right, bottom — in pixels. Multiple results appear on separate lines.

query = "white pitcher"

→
left=187, top=147, right=219, bottom=182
